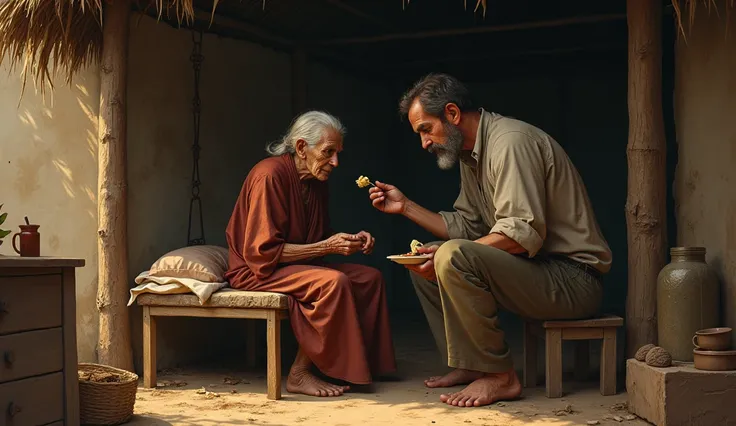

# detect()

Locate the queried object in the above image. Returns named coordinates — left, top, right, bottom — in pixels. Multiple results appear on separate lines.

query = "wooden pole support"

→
left=625, top=0, right=667, bottom=358
left=97, top=0, right=134, bottom=371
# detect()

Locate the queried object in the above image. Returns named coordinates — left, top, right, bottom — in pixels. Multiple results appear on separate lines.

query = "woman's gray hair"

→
left=266, top=111, right=346, bottom=156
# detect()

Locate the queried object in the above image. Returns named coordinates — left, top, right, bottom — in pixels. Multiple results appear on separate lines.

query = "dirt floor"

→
left=129, top=372, right=646, bottom=426
left=128, top=325, right=649, bottom=426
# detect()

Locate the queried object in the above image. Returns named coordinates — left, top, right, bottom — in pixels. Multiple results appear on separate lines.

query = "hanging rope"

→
left=187, top=29, right=206, bottom=246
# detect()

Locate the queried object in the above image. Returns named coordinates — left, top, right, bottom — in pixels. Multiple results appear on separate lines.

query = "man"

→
left=368, top=74, right=611, bottom=407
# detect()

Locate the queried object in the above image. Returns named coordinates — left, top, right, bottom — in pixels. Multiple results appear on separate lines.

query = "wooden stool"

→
left=523, top=315, right=623, bottom=398
left=136, top=290, right=289, bottom=400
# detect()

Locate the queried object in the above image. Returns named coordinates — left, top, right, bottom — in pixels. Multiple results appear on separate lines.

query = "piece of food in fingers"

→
left=409, top=239, right=423, bottom=255
left=355, top=175, right=373, bottom=188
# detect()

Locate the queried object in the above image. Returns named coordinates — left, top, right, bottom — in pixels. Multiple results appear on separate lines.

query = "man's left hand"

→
left=357, top=230, right=375, bottom=254
left=404, top=244, right=438, bottom=282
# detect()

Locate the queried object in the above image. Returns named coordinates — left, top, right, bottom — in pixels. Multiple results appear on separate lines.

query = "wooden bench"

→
left=137, top=290, right=290, bottom=400
left=522, top=315, right=623, bottom=398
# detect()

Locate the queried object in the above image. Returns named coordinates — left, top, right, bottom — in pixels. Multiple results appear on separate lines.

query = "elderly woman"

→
left=225, top=111, right=396, bottom=397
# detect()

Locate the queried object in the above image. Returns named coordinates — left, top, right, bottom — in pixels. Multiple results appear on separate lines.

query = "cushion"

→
left=135, top=288, right=289, bottom=309
left=148, top=245, right=229, bottom=283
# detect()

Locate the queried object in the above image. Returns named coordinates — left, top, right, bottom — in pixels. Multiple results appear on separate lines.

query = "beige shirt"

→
left=439, top=109, right=612, bottom=273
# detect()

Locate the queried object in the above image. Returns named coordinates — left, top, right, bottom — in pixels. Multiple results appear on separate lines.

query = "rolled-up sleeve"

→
left=489, top=132, right=547, bottom=257
left=440, top=167, right=489, bottom=240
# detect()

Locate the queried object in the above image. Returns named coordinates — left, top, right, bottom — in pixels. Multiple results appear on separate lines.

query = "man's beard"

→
left=428, top=121, right=464, bottom=170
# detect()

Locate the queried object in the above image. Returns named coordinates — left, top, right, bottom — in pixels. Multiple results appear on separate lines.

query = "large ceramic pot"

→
left=657, top=247, right=720, bottom=362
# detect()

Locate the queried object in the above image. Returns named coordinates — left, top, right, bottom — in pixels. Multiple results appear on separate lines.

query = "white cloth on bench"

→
left=127, top=270, right=227, bottom=306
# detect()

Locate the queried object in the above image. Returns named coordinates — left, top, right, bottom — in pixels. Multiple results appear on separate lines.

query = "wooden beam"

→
left=97, top=0, right=134, bottom=371
left=625, top=0, right=667, bottom=358
left=313, top=13, right=626, bottom=45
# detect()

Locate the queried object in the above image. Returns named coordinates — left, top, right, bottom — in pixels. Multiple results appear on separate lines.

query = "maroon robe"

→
left=225, top=154, right=396, bottom=384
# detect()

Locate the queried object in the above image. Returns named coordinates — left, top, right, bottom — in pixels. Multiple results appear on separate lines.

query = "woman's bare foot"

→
left=439, top=369, right=522, bottom=407
left=425, top=368, right=485, bottom=388
left=287, top=368, right=350, bottom=397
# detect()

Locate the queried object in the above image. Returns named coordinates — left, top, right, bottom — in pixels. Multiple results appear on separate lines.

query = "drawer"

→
left=0, top=328, right=63, bottom=383
left=0, top=372, right=63, bottom=425
left=0, top=275, right=62, bottom=335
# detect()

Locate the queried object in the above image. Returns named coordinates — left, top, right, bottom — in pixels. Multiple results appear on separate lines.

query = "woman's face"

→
left=298, top=128, right=343, bottom=181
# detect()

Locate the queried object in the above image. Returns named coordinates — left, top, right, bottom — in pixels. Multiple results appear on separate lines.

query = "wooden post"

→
left=291, top=48, right=307, bottom=115
left=97, top=0, right=134, bottom=371
left=625, top=0, right=667, bottom=358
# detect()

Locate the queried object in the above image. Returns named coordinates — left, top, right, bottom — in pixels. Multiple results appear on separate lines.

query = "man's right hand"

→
left=369, top=181, right=408, bottom=214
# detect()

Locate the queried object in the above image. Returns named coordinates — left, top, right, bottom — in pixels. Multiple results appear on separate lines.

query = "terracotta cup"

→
left=692, top=327, right=732, bottom=351
left=12, top=224, right=40, bottom=257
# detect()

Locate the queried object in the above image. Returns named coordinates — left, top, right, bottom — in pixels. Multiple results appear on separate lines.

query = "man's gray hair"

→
left=266, top=111, right=346, bottom=156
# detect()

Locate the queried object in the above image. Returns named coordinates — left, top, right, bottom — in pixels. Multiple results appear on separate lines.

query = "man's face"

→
left=408, top=99, right=463, bottom=170
left=302, top=128, right=343, bottom=181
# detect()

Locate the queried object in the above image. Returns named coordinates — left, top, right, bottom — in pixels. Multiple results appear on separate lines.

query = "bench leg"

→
left=266, top=310, right=282, bottom=400
left=545, top=328, right=563, bottom=398
left=143, top=306, right=157, bottom=388
left=574, top=340, right=589, bottom=382
left=246, top=320, right=257, bottom=369
left=600, top=327, right=617, bottom=396
left=523, top=322, right=538, bottom=387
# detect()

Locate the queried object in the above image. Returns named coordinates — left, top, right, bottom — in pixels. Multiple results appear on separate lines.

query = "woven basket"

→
left=79, top=363, right=138, bottom=425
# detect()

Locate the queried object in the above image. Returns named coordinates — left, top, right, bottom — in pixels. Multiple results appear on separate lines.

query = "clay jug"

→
left=12, top=224, right=40, bottom=257
left=657, top=247, right=720, bottom=362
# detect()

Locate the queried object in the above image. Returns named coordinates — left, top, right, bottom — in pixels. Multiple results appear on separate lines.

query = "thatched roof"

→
left=671, top=0, right=734, bottom=41
left=0, top=0, right=204, bottom=92
left=0, top=0, right=727, bottom=93
left=1, top=0, right=481, bottom=92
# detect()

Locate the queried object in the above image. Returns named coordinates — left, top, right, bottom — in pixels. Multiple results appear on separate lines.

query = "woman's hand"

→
left=324, top=233, right=364, bottom=256
left=404, top=244, right=439, bottom=282
left=356, top=230, right=375, bottom=254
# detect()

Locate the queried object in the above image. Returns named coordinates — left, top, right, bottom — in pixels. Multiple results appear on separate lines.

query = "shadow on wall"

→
left=0, top=65, right=101, bottom=362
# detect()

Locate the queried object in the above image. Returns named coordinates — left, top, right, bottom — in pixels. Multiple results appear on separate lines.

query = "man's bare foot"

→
left=439, top=369, right=522, bottom=407
left=286, top=368, right=349, bottom=397
left=425, top=368, right=484, bottom=388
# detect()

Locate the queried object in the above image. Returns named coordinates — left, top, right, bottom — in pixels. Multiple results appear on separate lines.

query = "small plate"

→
left=386, top=254, right=431, bottom=265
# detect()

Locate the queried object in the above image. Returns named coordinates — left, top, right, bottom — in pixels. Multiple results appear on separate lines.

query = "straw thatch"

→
left=0, top=0, right=731, bottom=93
left=0, top=0, right=490, bottom=92
left=671, top=0, right=735, bottom=40
left=0, top=0, right=205, bottom=93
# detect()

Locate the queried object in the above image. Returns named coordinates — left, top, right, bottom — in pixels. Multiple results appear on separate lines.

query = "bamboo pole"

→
left=625, top=0, right=667, bottom=358
left=97, top=0, right=133, bottom=371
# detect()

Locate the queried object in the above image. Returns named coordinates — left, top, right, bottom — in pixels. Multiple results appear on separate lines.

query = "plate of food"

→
left=387, top=239, right=431, bottom=264
left=386, top=254, right=431, bottom=264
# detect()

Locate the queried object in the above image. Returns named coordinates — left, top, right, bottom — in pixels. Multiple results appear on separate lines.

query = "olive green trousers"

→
left=410, top=239, right=602, bottom=373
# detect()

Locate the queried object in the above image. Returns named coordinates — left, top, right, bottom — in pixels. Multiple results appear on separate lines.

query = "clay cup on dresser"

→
left=12, top=224, right=40, bottom=257
left=692, top=327, right=732, bottom=351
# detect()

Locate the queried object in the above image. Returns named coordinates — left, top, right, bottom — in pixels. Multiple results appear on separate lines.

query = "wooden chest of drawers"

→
left=0, top=257, right=84, bottom=426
